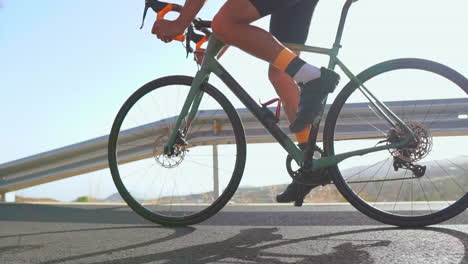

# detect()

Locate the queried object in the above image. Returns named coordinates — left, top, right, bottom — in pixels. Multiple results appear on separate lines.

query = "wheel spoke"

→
left=356, top=158, right=390, bottom=196
left=416, top=176, right=433, bottom=214
left=350, top=110, right=387, bottom=136
left=423, top=165, right=451, bottom=206
left=392, top=170, right=407, bottom=212
left=373, top=161, right=392, bottom=205
left=345, top=158, right=389, bottom=182
left=421, top=101, right=434, bottom=124
left=443, top=159, right=468, bottom=193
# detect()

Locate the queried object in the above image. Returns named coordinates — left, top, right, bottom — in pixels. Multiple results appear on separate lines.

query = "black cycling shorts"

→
left=249, top=0, right=319, bottom=44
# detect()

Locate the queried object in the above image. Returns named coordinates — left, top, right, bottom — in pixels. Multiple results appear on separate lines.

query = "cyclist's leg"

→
left=269, top=63, right=300, bottom=123
left=262, top=0, right=321, bottom=204
left=270, top=57, right=313, bottom=144
left=213, top=0, right=320, bottom=71
left=268, top=0, right=318, bottom=144
left=212, top=0, right=287, bottom=62
left=213, top=0, right=340, bottom=135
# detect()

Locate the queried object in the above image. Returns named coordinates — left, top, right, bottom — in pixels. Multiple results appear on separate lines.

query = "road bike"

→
left=108, top=0, right=468, bottom=226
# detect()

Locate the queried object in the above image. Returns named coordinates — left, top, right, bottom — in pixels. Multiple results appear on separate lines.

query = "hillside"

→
left=102, top=156, right=467, bottom=204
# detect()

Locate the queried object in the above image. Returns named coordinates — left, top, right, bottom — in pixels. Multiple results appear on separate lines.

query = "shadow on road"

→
left=36, top=226, right=467, bottom=264
left=1, top=204, right=466, bottom=263
left=0, top=225, right=195, bottom=262
left=0, top=244, right=43, bottom=255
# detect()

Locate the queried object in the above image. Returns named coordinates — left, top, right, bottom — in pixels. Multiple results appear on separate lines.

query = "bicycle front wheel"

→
left=324, top=58, right=468, bottom=227
left=108, top=75, right=246, bottom=226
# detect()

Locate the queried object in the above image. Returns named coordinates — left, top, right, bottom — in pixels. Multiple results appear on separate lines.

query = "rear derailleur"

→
left=392, top=156, right=426, bottom=177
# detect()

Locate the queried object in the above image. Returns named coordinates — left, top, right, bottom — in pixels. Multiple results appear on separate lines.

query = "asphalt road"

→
left=0, top=203, right=466, bottom=264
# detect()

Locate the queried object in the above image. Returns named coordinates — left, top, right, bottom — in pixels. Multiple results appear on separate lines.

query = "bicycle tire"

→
left=108, top=75, right=246, bottom=226
left=324, top=58, right=468, bottom=227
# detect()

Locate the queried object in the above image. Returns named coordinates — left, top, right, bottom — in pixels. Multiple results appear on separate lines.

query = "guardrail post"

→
left=212, top=144, right=219, bottom=199
left=212, top=120, right=220, bottom=199
left=0, top=192, right=15, bottom=202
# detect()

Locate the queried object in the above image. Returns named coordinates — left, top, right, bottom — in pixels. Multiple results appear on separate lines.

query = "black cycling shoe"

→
left=276, top=143, right=318, bottom=206
left=276, top=181, right=318, bottom=206
left=289, top=67, right=340, bottom=133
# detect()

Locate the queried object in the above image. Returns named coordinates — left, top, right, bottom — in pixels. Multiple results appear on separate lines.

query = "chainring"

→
left=286, top=145, right=332, bottom=186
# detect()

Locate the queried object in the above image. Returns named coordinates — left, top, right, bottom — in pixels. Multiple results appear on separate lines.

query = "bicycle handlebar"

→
left=140, top=0, right=185, bottom=41
left=140, top=0, right=213, bottom=59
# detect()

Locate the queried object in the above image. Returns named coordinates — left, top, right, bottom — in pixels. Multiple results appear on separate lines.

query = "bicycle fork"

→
left=164, top=69, right=208, bottom=155
left=164, top=37, right=226, bottom=155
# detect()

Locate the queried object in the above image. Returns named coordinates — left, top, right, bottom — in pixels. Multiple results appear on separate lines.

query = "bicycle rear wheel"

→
left=324, top=58, right=468, bottom=227
left=108, top=75, right=246, bottom=226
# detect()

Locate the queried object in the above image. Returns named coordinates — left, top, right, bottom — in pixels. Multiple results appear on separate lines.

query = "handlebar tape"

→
left=146, top=0, right=185, bottom=42
left=156, top=4, right=185, bottom=42
left=195, top=37, right=208, bottom=50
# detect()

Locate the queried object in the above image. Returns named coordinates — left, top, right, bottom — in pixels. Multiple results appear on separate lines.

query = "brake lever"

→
left=140, top=0, right=174, bottom=29
left=185, top=25, right=209, bottom=58
left=185, top=26, right=195, bottom=57
left=140, top=4, right=150, bottom=29
left=139, top=0, right=209, bottom=60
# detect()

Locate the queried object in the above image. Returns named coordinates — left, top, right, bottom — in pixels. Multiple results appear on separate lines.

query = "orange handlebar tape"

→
left=157, top=4, right=173, bottom=20
left=156, top=4, right=185, bottom=42
left=273, top=49, right=297, bottom=72
left=173, top=34, right=185, bottom=41
left=196, top=37, right=208, bottom=50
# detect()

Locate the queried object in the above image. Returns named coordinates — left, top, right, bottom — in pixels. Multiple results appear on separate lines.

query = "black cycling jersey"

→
left=249, top=0, right=319, bottom=44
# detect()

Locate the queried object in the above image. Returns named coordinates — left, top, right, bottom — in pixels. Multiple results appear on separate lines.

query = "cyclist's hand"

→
left=152, top=19, right=186, bottom=43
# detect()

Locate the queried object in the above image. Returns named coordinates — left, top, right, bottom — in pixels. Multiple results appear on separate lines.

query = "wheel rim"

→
left=110, top=78, right=243, bottom=221
left=329, top=61, right=468, bottom=220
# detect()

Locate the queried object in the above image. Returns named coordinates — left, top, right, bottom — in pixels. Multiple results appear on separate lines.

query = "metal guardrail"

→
left=1, top=98, right=467, bottom=197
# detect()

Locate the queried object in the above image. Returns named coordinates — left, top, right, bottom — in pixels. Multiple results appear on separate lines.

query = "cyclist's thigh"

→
left=269, top=0, right=319, bottom=44
left=249, top=0, right=302, bottom=18
left=217, top=0, right=263, bottom=24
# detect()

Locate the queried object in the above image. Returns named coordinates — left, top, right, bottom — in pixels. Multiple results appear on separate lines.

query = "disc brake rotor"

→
left=388, top=121, right=433, bottom=163
left=153, top=135, right=187, bottom=169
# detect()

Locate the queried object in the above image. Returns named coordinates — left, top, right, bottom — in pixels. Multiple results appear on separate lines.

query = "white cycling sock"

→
left=273, top=49, right=321, bottom=85
left=293, top=63, right=321, bottom=84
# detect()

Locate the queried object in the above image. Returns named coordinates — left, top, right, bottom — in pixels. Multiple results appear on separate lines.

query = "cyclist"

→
left=152, top=0, right=340, bottom=204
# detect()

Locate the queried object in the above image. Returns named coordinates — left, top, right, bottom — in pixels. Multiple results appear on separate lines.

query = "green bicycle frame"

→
left=165, top=0, right=413, bottom=170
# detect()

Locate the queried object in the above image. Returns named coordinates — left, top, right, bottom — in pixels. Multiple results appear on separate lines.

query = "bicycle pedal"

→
left=295, top=170, right=331, bottom=186
left=294, top=199, right=304, bottom=207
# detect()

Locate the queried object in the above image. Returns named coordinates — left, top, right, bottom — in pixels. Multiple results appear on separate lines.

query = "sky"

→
left=1, top=0, right=467, bottom=201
